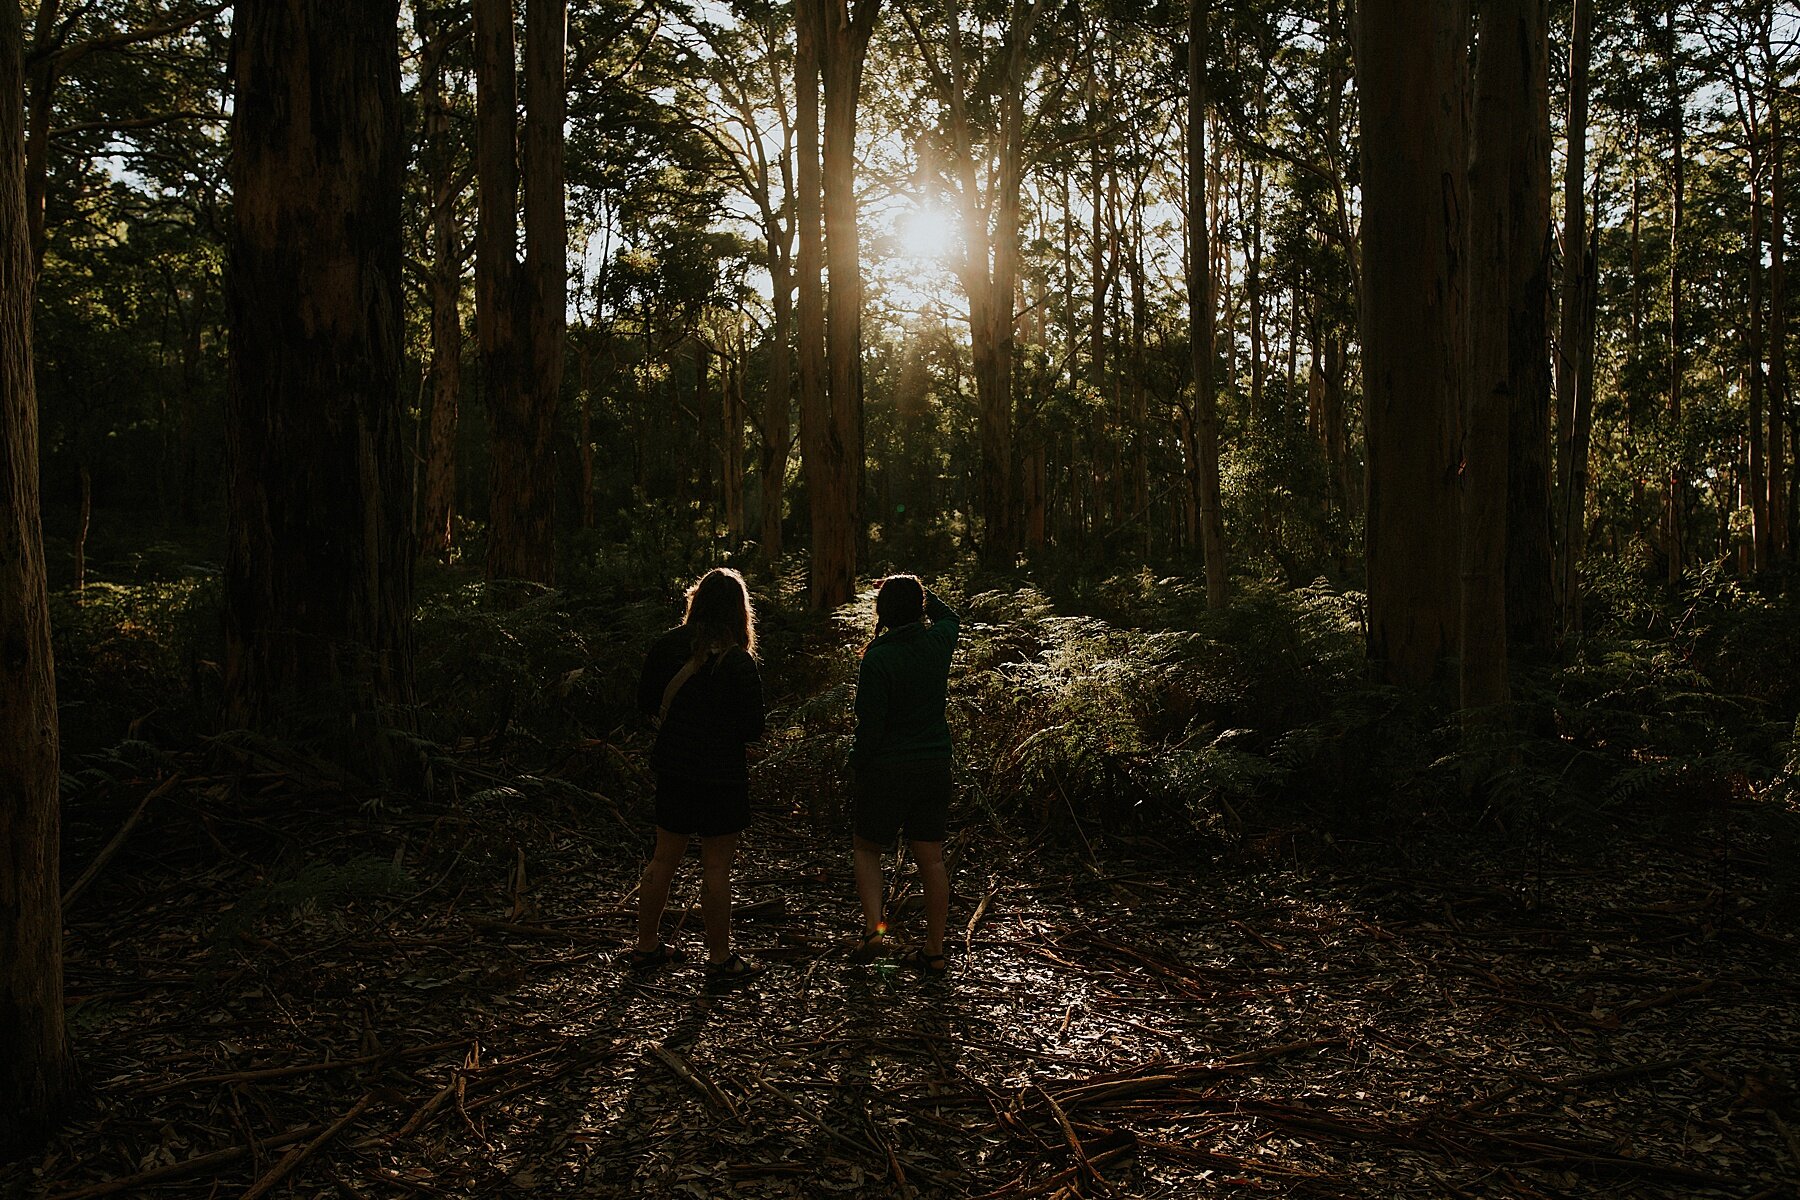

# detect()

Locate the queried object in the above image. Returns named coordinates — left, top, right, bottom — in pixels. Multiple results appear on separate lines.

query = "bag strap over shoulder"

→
left=657, top=648, right=721, bottom=726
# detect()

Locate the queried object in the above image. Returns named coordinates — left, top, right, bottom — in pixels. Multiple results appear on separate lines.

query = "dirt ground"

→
left=8, top=768, right=1800, bottom=1199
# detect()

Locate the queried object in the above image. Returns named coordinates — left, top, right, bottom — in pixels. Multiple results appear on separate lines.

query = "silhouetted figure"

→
left=847, top=574, right=959, bottom=976
left=630, top=568, right=766, bottom=985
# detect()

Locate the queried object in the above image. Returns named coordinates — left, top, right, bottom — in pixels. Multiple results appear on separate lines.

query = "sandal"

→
left=847, top=930, right=888, bottom=964
left=899, top=948, right=948, bottom=977
left=625, top=943, right=683, bottom=970
left=705, top=953, right=766, bottom=988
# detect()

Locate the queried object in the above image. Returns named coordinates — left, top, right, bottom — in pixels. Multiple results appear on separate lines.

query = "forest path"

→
left=13, top=777, right=1800, bottom=1199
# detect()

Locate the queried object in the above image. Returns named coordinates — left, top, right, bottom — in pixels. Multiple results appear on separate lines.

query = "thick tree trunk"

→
left=1358, top=0, right=1467, bottom=694
left=520, top=0, right=564, bottom=567
left=419, top=4, right=464, bottom=562
left=0, top=0, right=72, bottom=1152
left=1501, top=0, right=1554, bottom=663
left=476, top=0, right=562, bottom=585
left=224, top=3, right=413, bottom=753
left=23, top=0, right=59, bottom=269
left=1188, top=0, right=1227, bottom=609
left=810, top=0, right=879, bottom=609
left=794, top=0, right=831, bottom=607
left=1463, top=0, right=1526, bottom=717
left=1555, top=0, right=1593, bottom=628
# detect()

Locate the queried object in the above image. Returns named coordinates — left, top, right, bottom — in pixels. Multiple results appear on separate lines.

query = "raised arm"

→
left=923, top=587, right=960, bottom=652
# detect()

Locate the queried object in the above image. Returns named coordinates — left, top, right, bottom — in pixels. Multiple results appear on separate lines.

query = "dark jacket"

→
left=637, top=625, right=765, bottom=782
left=851, top=589, right=959, bottom=770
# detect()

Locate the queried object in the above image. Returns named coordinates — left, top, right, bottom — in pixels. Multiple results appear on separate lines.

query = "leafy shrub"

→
left=51, top=574, right=222, bottom=755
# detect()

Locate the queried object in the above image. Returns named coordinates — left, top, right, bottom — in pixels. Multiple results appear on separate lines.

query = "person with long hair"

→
left=847, top=574, right=960, bottom=976
left=630, top=568, right=765, bottom=985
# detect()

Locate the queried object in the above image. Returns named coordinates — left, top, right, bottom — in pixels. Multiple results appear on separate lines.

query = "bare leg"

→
left=852, top=835, right=888, bottom=938
left=698, top=832, right=738, bottom=965
left=636, top=828, right=689, bottom=952
left=909, top=839, right=948, bottom=957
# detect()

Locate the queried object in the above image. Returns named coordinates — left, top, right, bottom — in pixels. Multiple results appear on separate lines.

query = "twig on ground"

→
left=63, top=775, right=182, bottom=910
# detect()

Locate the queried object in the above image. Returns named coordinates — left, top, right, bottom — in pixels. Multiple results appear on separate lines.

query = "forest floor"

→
left=8, top=751, right=1800, bottom=1200
left=14, top=755, right=1800, bottom=1194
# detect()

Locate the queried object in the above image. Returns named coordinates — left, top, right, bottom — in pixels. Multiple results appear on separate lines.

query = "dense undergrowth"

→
left=48, top=532, right=1800, bottom=869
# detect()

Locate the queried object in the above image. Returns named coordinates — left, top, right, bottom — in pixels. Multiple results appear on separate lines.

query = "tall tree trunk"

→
left=1248, top=160, right=1264, bottom=432
left=1555, top=0, right=1593, bottom=628
left=521, top=0, right=565, bottom=575
left=419, top=3, right=464, bottom=562
left=1750, top=177, right=1769, bottom=571
left=1461, top=0, right=1519, bottom=719
left=761, top=240, right=792, bottom=561
left=723, top=337, right=747, bottom=543
left=1188, top=0, right=1227, bottom=609
left=476, top=0, right=562, bottom=585
left=908, top=0, right=1040, bottom=565
left=811, top=0, right=879, bottom=608
left=1359, top=0, right=1467, bottom=694
left=1501, top=0, right=1554, bottom=663
left=23, top=0, right=59, bottom=269
left=794, top=0, right=830, bottom=607
left=1768, top=56, right=1790, bottom=562
left=0, top=0, right=72, bottom=1152
left=224, top=1, right=413, bottom=754
left=1129, top=193, right=1149, bottom=529
left=1665, top=2, right=1684, bottom=584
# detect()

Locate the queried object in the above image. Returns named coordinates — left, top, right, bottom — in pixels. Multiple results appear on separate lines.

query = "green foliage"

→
left=411, top=574, right=670, bottom=748
left=51, top=574, right=222, bottom=755
left=941, top=578, right=1437, bottom=842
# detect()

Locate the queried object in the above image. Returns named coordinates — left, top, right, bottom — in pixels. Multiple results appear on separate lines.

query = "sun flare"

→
left=896, top=206, right=958, bottom=262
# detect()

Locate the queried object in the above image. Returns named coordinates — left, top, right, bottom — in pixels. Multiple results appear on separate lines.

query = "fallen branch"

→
left=142, top=1038, right=467, bottom=1096
left=650, top=1044, right=740, bottom=1120
left=1769, top=1110, right=1800, bottom=1176
left=46, top=1122, right=327, bottom=1200
left=240, top=1091, right=374, bottom=1200
left=63, top=775, right=181, bottom=910
left=1617, top=980, right=1714, bottom=1016
left=965, top=884, right=998, bottom=953
left=972, top=1140, right=1136, bottom=1200
left=465, top=914, right=586, bottom=941
left=1036, top=1083, right=1113, bottom=1196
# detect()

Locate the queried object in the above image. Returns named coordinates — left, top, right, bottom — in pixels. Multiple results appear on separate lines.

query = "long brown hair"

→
left=871, top=574, right=925, bottom=644
left=683, top=567, right=757, bottom=658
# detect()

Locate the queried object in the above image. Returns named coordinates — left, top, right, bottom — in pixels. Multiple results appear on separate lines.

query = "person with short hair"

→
left=847, top=575, right=959, bottom=976
left=629, top=568, right=766, bottom=985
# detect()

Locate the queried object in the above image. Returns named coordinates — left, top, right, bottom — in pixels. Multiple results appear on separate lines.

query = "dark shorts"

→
left=854, top=758, right=952, bottom=846
left=654, top=772, right=750, bottom=838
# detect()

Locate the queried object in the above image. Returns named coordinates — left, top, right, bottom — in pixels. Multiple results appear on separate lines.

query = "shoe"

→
left=705, top=953, right=766, bottom=988
left=625, top=943, right=683, bottom=970
left=898, top=948, right=948, bottom=977
left=847, top=930, right=887, bottom=963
